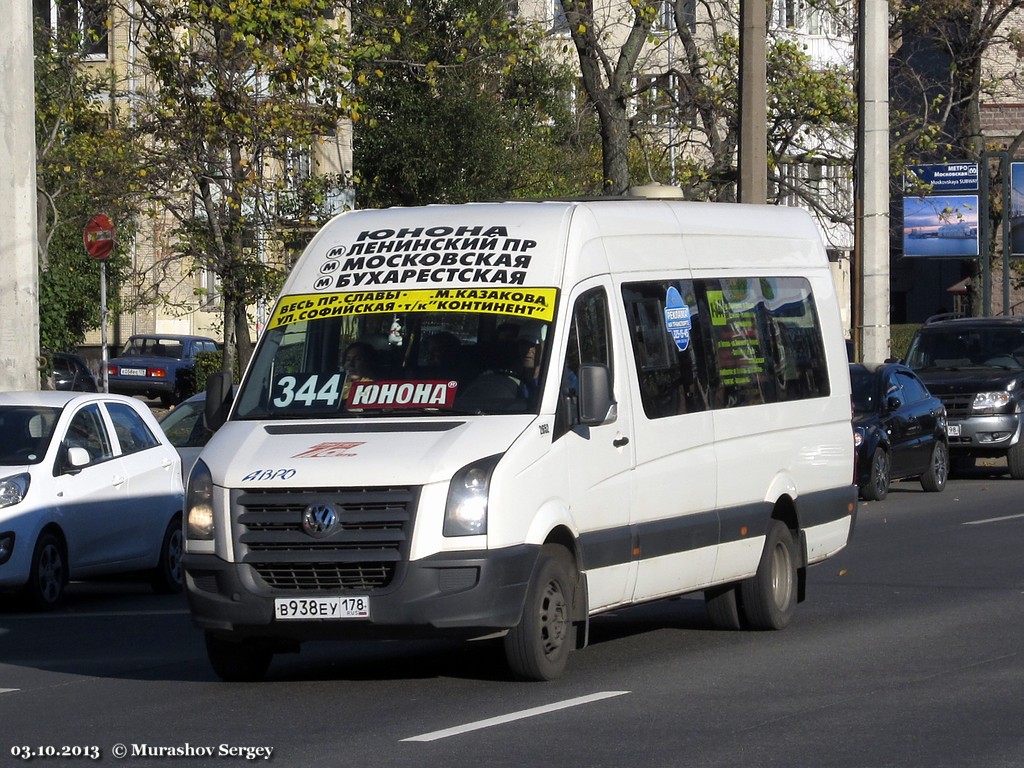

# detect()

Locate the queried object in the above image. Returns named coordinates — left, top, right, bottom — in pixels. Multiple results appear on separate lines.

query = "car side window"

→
left=65, top=404, right=113, bottom=465
left=105, top=402, right=160, bottom=455
left=896, top=371, right=928, bottom=404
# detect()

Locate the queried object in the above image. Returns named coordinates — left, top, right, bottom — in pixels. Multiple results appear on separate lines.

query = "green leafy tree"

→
left=34, top=15, right=141, bottom=359
left=124, top=0, right=373, bottom=374
left=351, top=0, right=596, bottom=206
left=555, top=0, right=856, bottom=205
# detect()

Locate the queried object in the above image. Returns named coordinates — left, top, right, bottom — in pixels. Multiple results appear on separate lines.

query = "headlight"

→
left=853, top=428, right=865, bottom=448
left=444, top=455, right=502, bottom=537
left=186, top=459, right=215, bottom=540
left=973, top=392, right=1011, bottom=411
left=0, top=473, right=30, bottom=509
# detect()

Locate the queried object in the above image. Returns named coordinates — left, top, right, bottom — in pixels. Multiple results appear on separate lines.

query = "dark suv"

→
left=107, top=334, right=219, bottom=406
left=903, top=316, right=1024, bottom=477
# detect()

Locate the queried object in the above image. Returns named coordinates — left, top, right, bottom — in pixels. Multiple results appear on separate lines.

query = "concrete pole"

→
left=738, top=0, right=768, bottom=204
left=857, top=0, right=890, bottom=361
left=0, top=1, right=40, bottom=390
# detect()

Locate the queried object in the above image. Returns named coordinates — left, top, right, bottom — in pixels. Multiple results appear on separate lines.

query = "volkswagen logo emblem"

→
left=302, top=502, right=338, bottom=538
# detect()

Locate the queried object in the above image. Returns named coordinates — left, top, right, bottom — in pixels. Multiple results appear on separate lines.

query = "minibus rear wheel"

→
left=504, top=544, right=575, bottom=681
left=739, top=520, right=798, bottom=630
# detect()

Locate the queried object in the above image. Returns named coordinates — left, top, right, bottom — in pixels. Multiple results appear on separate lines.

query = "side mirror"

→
left=577, top=363, right=617, bottom=426
left=60, top=445, right=91, bottom=474
left=886, top=396, right=902, bottom=412
left=204, top=371, right=234, bottom=432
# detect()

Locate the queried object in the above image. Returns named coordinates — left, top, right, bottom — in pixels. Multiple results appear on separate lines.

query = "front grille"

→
left=232, top=486, right=417, bottom=592
left=937, top=393, right=973, bottom=418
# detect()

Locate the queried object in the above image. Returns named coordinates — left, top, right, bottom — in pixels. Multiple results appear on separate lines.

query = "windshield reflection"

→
left=234, top=310, right=553, bottom=419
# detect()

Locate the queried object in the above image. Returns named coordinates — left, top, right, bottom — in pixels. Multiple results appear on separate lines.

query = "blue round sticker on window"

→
left=665, top=286, right=691, bottom=351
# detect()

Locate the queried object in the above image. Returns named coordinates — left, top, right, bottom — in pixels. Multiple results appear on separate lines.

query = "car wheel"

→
left=704, top=584, right=743, bottom=630
left=739, top=520, right=798, bottom=630
left=1007, top=442, right=1024, bottom=480
left=205, top=633, right=274, bottom=682
left=152, top=516, right=184, bottom=593
left=504, top=544, right=575, bottom=681
left=26, top=533, right=66, bottom=611
left=861, top=448, right=891, bottom=501
left=920, top=441, right=948, bottom=492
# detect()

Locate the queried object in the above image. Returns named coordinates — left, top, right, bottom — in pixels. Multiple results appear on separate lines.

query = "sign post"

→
left=84, top=214, right=115, bottom=392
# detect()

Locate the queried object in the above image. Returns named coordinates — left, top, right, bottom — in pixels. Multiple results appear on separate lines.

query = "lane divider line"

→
left=402, top=690, right=631, bottom=742
left=963, top=513, right=1024, bottom=526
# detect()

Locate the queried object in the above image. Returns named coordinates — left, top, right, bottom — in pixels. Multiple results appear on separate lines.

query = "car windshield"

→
left=159, top=397, right=207, bottom=447
left=905, top=327, right=1024, bottom=371
left=849, top=369, right=878, bottom=414
left=0, top=406, right=62, bottom=465
left=233, top=296, right=556, bottom=420
left=122, top=338, right=184, bottom=359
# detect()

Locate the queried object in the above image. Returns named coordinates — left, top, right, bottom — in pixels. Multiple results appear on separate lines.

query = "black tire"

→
left=1007, top=442, right=1024, bottom=480
left=739, top=520, right=798, bottom=630
left=704, top=584, right=743, bottom=630
left=152, top=516, right=184, bottom=593
left=26, top=532, right=66, bottom=611
left=861, top=448, right=891, bottom=501
left=949, top=455, right=974, bottom=478
left=504, top=545, right=575, bottom=681
left=205, top=633, right=274, bottom=682
left=920, top=441, right=948, bottom=492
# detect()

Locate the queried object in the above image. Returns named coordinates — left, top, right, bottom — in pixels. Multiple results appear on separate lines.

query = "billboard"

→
left=1010, top=162, right=1024, bottom=257
left=902, top=194, right=979, bottom=258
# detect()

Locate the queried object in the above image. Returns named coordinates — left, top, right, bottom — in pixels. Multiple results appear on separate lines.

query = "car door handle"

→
left=112, top=475, right=126, bottom=488
left=613, top=436, right=630, bottom=448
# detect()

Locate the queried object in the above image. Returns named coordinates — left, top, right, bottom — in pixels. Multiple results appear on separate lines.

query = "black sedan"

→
left=850, top=362, right=949, bottom=500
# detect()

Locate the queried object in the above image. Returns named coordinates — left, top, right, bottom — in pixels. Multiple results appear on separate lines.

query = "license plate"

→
left=119, top=367, right=147, bottom=376
left=947, top=424, right=961, bottom=437
left=274, top=596, right=369, bottom=620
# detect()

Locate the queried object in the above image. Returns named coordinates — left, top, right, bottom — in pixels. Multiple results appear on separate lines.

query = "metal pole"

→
left=980, top=152, right=995, bottom=317
left=1003, top=154, right=1012, bottom=315
left=101, top=261, right=109, bottom=392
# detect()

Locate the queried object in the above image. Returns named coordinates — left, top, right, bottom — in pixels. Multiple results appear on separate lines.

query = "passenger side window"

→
left=105, top=402, right=160, bottom=455
left=705, top=276, right=829, bottom=407
left=65, top=405, right=113, bottom=465
left=622, top=280, right=714, bottom=418
left=556, top=287, right=612, bottom=436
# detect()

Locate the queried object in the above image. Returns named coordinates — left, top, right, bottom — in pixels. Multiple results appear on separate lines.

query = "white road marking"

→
left=402, top=691, right=631, bottom=742
left=0, top=689, right=20, bottom=694
left=963, top=513, right=1024, bottom=526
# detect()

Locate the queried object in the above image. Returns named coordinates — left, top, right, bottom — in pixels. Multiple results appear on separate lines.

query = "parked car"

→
left=50, top=352, right=98, bottom=392
left=107, top=334, right=219, bottom=406
left=158, top=391, right=212, bottom=483
left=0, top=391, right=184, bottom=609
left=850, top=362, right=949, bottom=500
left=903, top=316, right=1024, bottom=478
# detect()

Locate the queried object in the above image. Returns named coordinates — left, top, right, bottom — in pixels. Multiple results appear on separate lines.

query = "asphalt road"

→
left=1, top=470, right=1022, bottom=768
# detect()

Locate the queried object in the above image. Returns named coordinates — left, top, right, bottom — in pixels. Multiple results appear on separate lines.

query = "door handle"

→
left=112, top=476, right=126, bottom=488
left=613, top=436, right=630, bottom=448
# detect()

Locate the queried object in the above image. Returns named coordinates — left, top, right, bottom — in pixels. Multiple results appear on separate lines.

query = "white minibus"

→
left=183, top=197, right=857, bottom=681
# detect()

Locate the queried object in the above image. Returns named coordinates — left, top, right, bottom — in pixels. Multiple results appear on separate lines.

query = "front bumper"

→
left=183, top=544, right=539, bottom=642
left=946, top=413, right=1023, bottom=457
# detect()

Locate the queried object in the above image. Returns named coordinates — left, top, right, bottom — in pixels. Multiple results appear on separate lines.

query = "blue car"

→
left=850, top=362, right=949, bottom=500
left=107, top=334, right=219, bottom=407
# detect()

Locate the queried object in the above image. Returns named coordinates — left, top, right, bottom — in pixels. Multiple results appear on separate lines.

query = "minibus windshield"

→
left=233, top=300, right=555, bottom=419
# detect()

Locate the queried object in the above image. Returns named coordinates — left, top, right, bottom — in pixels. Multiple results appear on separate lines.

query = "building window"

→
left=551, top=0, right=569, bottom=34
left=34, top=0, right=109, bottom=59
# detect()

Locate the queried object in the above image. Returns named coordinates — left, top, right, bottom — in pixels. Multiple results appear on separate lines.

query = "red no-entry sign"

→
left=84, top=214, right=115, bottom=260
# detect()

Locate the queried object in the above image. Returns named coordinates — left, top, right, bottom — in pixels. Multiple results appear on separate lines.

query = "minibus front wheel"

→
left=504, top=544, right=576, bottom=681
left=205, top=632, right=274, bottom=682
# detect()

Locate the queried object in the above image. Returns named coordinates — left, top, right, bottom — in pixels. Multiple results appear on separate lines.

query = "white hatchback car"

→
left=0, top=391, right=184, bottom=609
